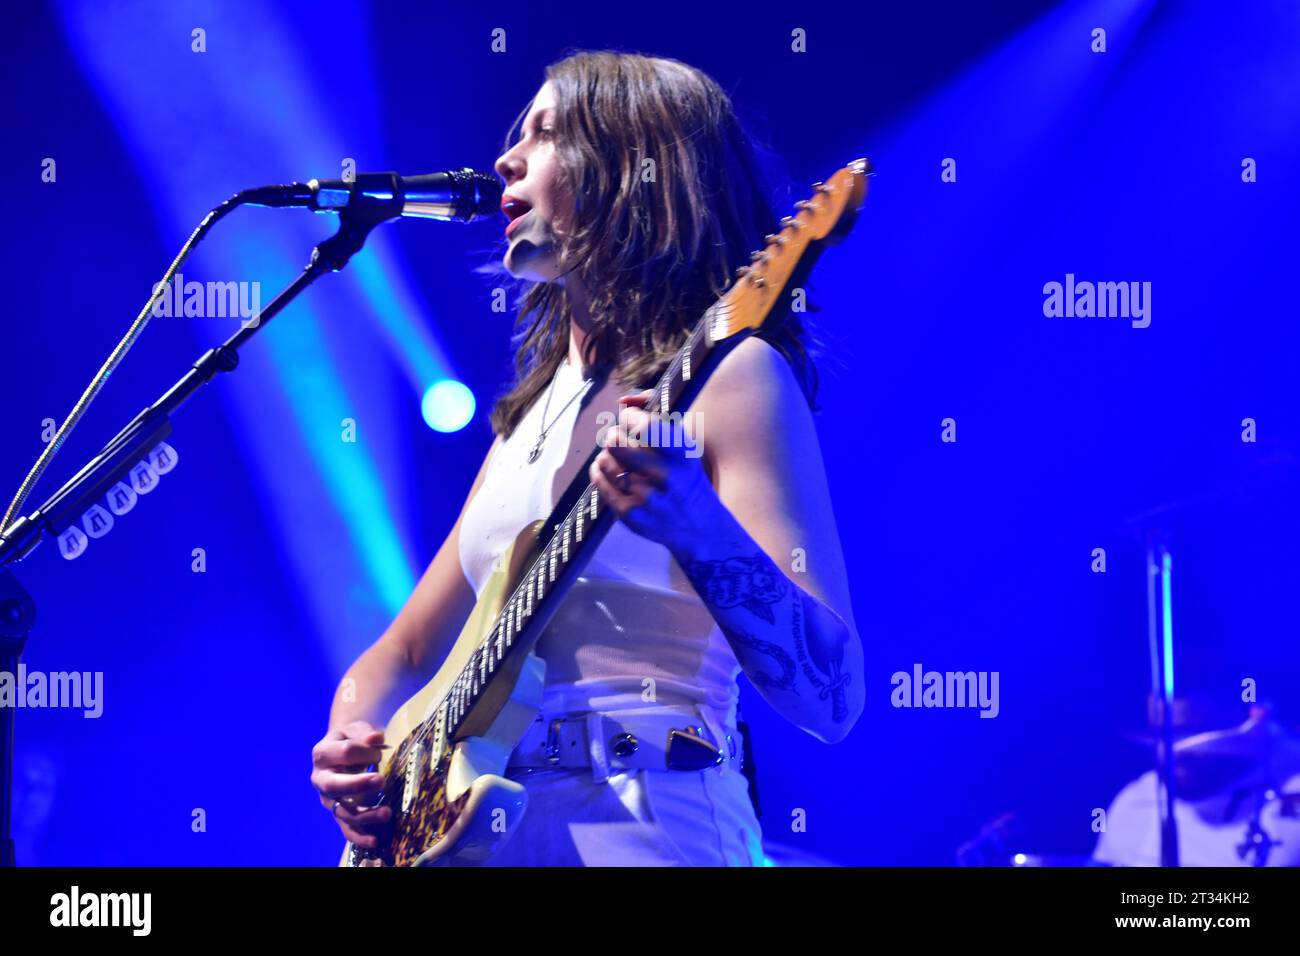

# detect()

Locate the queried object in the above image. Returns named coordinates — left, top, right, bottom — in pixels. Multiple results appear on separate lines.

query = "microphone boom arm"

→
left=0, top=190, right=400, bottom=567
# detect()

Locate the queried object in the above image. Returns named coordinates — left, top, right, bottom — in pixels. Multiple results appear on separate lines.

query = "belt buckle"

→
left=665, top=724, right=724, bottom=771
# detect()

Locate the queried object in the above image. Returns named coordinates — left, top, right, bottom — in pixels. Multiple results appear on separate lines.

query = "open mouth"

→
left=504, top=209, right=530, bottom=237
left=502, top=196, right=532, bottom=236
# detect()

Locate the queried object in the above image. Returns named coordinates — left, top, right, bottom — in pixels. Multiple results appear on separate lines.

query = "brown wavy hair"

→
left=488, top=50, right=822, bottom=438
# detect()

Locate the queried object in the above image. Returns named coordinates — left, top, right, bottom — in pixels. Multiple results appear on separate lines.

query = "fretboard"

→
left=437, top=304, right=738, bottom=742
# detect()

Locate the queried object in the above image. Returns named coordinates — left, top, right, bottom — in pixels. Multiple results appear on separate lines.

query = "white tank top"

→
left=457, top=357, right=743, bottom=730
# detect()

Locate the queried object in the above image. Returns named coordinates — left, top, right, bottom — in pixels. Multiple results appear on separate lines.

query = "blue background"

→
left=2, top=0, right=1296, bottom=865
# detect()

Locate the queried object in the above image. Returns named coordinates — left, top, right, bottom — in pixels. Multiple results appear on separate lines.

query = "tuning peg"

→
left=749, top=250, right=769, bottom=264
left=779, top=215, right=803, bottom=230
left=734, top=265, right=751, bottom=278
left=763, top=233, right=787, bottom=247
left=794, top=199, right=816, bottom=211
left=812, top=181, right=832, bottom=193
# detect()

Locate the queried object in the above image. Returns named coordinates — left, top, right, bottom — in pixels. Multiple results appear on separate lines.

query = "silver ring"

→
left=331, top=799, right=343, bottom=818
left=615, top=470, right=631, bottom=492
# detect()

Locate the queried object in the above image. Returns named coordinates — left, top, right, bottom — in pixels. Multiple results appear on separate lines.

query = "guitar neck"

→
left=444, top=310, right=742, bottom=740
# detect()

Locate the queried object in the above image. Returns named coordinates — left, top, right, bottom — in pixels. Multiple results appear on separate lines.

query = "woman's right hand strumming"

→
left=314, top=435, right=497, bottom=853
left=311, top=720, right=392, bottom=848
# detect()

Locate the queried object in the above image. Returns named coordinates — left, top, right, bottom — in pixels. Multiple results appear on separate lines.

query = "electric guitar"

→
left=341, top=158, right=871, bottom=866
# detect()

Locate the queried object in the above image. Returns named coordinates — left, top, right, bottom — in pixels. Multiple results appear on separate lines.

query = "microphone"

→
left=242, top=168, right=503, bottom=223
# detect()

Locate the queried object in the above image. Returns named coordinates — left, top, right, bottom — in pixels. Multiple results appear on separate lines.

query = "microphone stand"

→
left=0, top=196, right=398, bottom=865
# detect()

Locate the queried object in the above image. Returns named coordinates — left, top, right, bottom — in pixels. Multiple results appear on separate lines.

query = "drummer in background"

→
left=1094, top=703, right=1300, bottom=866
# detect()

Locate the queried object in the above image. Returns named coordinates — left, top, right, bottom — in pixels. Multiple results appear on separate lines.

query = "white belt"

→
left=505, top=706, right=744, bottom=783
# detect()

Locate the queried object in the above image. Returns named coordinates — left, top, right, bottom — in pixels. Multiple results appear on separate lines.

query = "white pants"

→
left=482, top=762, right=765, bottom=866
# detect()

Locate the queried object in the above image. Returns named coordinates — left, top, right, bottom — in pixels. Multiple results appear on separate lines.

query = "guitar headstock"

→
left=707, top=157, right=871, bottom=342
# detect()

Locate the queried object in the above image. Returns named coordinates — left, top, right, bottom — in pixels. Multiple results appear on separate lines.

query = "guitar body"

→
left=341, top=522, right=548, bottom=867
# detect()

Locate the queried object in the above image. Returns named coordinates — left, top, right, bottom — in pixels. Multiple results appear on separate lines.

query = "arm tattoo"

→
left=684, top=552, right=852, bottom=723
left=792, top=589, right=851, bottom=723
left=681, top=555, right=789, bottom=623
left=724, top=628, right=799, bottom=692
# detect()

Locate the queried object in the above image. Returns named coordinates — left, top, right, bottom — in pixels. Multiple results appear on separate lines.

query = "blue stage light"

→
left=422, top=379, right=476, bottom=432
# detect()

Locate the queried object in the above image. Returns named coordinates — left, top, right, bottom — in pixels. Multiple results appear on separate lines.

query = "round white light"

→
left=421, top=379, right=475, bottom=432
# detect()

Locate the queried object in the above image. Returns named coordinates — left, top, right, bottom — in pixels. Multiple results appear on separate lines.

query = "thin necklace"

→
left=528, top=359, right=593, bottom=464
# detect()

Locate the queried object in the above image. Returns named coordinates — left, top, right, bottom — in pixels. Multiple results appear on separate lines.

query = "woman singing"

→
left=310, top=50, right=864, bottom=866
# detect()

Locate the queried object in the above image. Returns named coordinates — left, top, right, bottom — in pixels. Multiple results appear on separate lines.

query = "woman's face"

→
left=494, top=81, right=572, bottom=283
